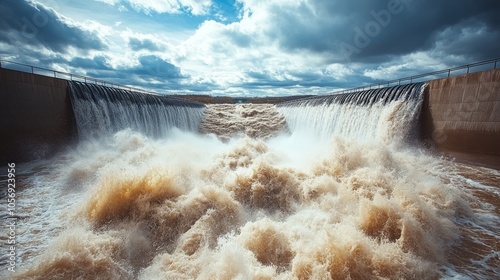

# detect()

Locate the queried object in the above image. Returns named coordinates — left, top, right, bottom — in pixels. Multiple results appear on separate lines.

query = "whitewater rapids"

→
left=1, top=102, right=499, bottom=280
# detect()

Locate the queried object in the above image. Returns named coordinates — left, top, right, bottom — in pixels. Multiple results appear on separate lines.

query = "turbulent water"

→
left=199, top=104, right=288, bottom=140
left=1, top=86, right=499, bottom=280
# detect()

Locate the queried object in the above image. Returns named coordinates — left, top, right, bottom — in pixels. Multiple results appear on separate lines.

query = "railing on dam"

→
left=1, top=57, right=499, bottom=96
left=329, top=57, right=500, bottom=95
left=0, top=58, right=157, bottom=95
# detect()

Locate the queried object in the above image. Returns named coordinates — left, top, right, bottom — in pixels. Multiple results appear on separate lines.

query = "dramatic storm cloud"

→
left=0, top=0, right=106, bottom=53
left=1, top=0, right=499, bottom=95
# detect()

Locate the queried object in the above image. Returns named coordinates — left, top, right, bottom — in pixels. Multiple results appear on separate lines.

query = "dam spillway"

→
left=0, top=67, right=499, bottom=279
left=279, top=83, right=424, bottom=106
left=277, top=83, right=425, bottom=144
left=2, top=67, right=499, bottom=162
left=68, top=81, right=205, bottom=139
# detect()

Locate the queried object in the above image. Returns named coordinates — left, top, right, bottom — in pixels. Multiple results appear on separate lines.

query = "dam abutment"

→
left=421, top=69, right=500, bottom=165
left=0, top=68, right=77, bottom=162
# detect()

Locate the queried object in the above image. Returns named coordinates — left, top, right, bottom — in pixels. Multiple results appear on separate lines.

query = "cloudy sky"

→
left=1, top=0, right=499, bottom=96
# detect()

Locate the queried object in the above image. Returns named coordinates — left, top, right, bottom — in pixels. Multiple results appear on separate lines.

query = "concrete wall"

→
left=0, top=68, right=76, bottom=162
left=421, top=68, right=500, bottom=158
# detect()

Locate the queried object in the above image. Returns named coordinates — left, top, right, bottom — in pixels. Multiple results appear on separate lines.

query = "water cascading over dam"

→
left=277, top=83, right=425, bottom=144
left=68, top=81, right=205, bottom=138
left=5, top=82, right=499, bottom=280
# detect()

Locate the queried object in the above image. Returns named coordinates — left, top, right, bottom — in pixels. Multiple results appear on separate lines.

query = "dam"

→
left=0, top=61, right=499, bottom=279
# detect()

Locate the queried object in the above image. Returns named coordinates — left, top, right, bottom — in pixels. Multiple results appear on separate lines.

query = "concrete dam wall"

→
left=0, top=68, right=76, bottom=162
left=1, top=67, right=499, bottom=165
left=421, top=69, right=500, bottom=158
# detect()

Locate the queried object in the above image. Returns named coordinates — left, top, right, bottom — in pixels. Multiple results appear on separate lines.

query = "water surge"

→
left=2, top=83, right=498, bottom=280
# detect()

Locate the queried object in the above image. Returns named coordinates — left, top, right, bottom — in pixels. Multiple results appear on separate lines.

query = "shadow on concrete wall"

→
left=0, top=68, right=77, bottom=162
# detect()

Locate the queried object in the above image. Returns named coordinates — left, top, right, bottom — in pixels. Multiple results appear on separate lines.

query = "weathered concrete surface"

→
left=421, top=68, right=500, bottom=160
left=0, top=68, right=76, bottom=162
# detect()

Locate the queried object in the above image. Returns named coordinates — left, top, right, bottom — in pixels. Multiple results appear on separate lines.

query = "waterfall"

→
left=67, top=81, right=205, bottom=139
left=277, top=83, right=426, bottom=144
left=11, top=80, right=500, bottom=280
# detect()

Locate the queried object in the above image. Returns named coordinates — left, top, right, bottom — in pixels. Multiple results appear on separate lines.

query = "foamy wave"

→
left=6, top=100, right=498, bottom=280
left=9, top=127, right=485, bottom=279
